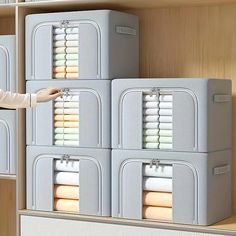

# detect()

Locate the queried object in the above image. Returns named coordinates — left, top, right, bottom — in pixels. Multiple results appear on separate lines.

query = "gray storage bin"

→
left=112, top=149, right=231, bottom=225
left=0, top=110, right=16, bottom=175
left=27, top=145, right=110, bottom=216
left=25, top=10, right=139, bottom=80
left=26, top=80, right=110, bottom=148
left=0, top=0, right=15, bottom=3
left=0, top=35, right=15, bottom=92
left=112, top=78, right=232, bottom=152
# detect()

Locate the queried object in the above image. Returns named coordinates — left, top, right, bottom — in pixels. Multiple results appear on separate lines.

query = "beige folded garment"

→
left=66, top=66, right=79, bottom=73
left=54, top=108, right=79, bottom=115
left=143, top=206, right=172, bottom=221
left=54, top=102, right=79, bottom=108
left=54, top=47, right=66, bottom=54
left=54, top=134, right=79, bottom=141
left=53, top=66, right=66, bottom=73
left=54, top=199, right=79, bottom=212
left=66, top=47, right=79, bottom=54
left=66, top=41, right=78, bottom=47
left=53, top=73, right=66, bottom=79
left=54, top=115, right=79, bottom=121
left=66, top=73, right=79, bottom=79
left=143, top=191, right=172, bottom=207
left=54, top=185, right=79, bottom=200
left=54, top=121, right=79, bottom=128
left=54, top=128, right=79, bottom=134
left=54, top=41, right=66, bottom=47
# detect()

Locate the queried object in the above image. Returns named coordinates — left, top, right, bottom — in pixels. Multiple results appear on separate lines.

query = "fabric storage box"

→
left=0, top=110, right=16, bottom=175
left=112, top=78, right=232, bottom=152
left=26, top=80, right=110, bottom=148
left=26, top=145, right=110, bottom=216
left=0, top=35, right=15, bottom=92
left=25, top=10, right=139, bottom=80
left=112, top=149, right=231, bottom=225
left=0, top=0, right=15, bottom=3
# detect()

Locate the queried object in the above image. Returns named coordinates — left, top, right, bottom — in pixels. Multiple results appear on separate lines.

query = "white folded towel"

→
left=54, top=108, right=79, bottom=115
left=143, top=136, right=159, bottom=143
left=159, top=94, right=173, bottom=102
left=159, top=143, right=173, bottom=149
left=159, top=130, right=172, bottom=137
left=66, top=27, right=79, bottom=34
left=54, top=128, right=79, bottom=134
left=66, top=34, right=79, bottom=41
left=159, top=116, right=172, bottom=123
left=55, top=95, right=79, bottom=102
left=159, top=123, right=172, bottom=130
left=143, top=164, right=173, bottom=178
left=54, top=172, right=79, bottom=185
left=54, top=160, right=79, bottom=172
left=66, top=60, right=78, bottom=66
left=53, top=47, right=66, bottom=54
left=144, top=115, right=159, bottom=122
left=55, top=140, right=80, bottom=146
left=53, top=28, right=66, bottom=34
left=53, top=34, right=66, bottom=41
left=159, top=109, right=172, bottom=116
left=143, top=102, right=159, bottom=108
left=144, top=122, right=159, bottom=129
left=54, top=134, right=79, bottom=141
left=143, top=129, right=159, bottom=136
left=143, top=177, right=172, bottom=192
left=144, top=109, right=159, bottom=115
left=159, top=136, right=173, bottom=143
left=54, top=102, right=79, bottom=108
left=159, top=102, right=173, bottom=109
left=143, top=95, right=158, bottom=102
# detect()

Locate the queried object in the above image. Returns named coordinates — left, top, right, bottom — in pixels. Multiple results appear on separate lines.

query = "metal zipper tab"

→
left=150, top=159, right=160, bottom=169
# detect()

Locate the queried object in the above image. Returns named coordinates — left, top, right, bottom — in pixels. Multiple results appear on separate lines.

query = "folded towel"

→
left=54, top=115, right=79, bottom=121
left=66, top=47, right=79, bottom=54
left=66, top=54, right=78, bottom=60
left=54, top=160, right=79, bottom=172
left=159, top=137, right=172, bottom=143
left=159, top=123, right=172, bottom=130
left=66, top=41, right=78, bottom=47
left=66, top=27, right=79, bottom=34
left=159, top=130, right=172, bottom=137
left=54, top=108, right=79, bottom=115
left=144, top=109, right=158, bottom=115
left=53, top=60, right=66, bottom=66
left=66, top=34, right=79, bottom=41
left=54, top=199, right=79, bottom=212
left=144, top=115, right=159, bottom=122
left=143, top=95, right=158, bottom=102
left=143, top=206, right=172, bottom=221
left=66, top=60, right=78, bottom=66
left=159, top=143, right=173, bottom=150
left=54, top=41, right=66, bottom=47
left=143, top=102, right=159, bottom=109
left=143, top=164, right=172, bottom=178
left=53, top=28, right=66, bottom=34
left=54, top=121, right=79, bottom=128
left=54, top=128, right=79, bottom=134
left=53, top=54, right=66, bottom=60
left=53, top=73, right=66, bottom=79
left=143, top=129, right=159, bottom=136
left=143, top=191, right=172, bottom=207
left=159, top=102, right=173, bottom=109
left=54, top=47, right=66, bottom=54
left=54, top=102, right=79, bottom=108
left=143, top=136, right=159, bottom=143
left=143, top=143, right=159, bottom=149
left=159, top=94, right=173, bottom=102
left=54, top=134, right=79, bottom=141
left=159, top=116, right=172, bottom=123
left=53, top=66, right=66, bottom=73
left=159, top=109, right=172, bottom=116
left=143, top=122, right=159, bottom=129
left=54, top=185, right=79, bottom=200
left=54, top=171, right=79, bottom=185
left=143, top=177, right=172, bottom=192
left=55, top=95, right=79, bottom=102
left=53, top=34, right=66, bottom=41
left=66, top=66, right=79, bottom=73
left=66, top=73, right=79, bottom=79
left=55, top=140, right=80, bottom=146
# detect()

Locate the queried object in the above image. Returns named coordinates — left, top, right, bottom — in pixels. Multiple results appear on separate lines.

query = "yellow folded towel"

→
left=54, top=199, right=79, bottom=212
left=143, top=206, right=172, bottom=221
left=54, top=115, right=79, bottom=121
left=143, top=191, right=172, bottom=207
left=54, top=121, right=79, bottom=128
left=54, top=185, right=79, bottom=200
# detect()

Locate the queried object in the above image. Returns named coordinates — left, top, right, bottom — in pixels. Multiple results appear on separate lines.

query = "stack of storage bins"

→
left=25, top=10, right=139, bottom=217
left=112, top=78, right=232, bottom=225
left=0, top=35, right=16, bottom=175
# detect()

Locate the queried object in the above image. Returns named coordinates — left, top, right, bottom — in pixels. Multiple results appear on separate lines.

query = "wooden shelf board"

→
left=0, top=174, right=16, bottom=180
left=0, top=4, right=15, bottom=16
left=18, top=210, right=236, bottom=235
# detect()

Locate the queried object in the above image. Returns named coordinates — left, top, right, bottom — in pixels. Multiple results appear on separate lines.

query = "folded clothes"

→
left=66, top=27, right=79, bottom=34
left=54, top=134, right=79, bottom=141
left=54, top=121, right=79, bottom=128
left=53, top=73, right=66, bottom=79
left=143, top=191, right=172, bottom=207
left=159, top=94, right=173, bottom=102
left=159, top=123, right=172, bottom=130
left=144, top=115, right=159, bottom=122
left=54, top=199, right=79, bottom=212
left=54, top=115, right=79, bottom=121
left=54, top=185, right=79, bottom=200
left=54, top=171, right=79, bottom=185
left=54, top=41, right=66, bottom=47
left=143, top=136, right=158, bottom=143
left=66, top=41, right=78, bottom=47
left=53, top=34, right=66, bottom=41
left=54, top=160, right=79, bottom=172
left=66, top=54, right=78, bottom=60
left=159, top=130, right=172, bottom=137
left=159, top=102, right=173, bottom=109
left=143, top=102, right=159, bottom=109
left=66, top=73, right=79, bottom=79
left=53, top=66, right=66, bottom=73
left=143, top=206, right=172, bottom=221
left=143, top=129, right=159, bottom=136
left=55, top=140, right=80, bottom=146
left=159, top=136, right=173, bottom=143
left=159, top=143, right=173, bottom=150
left=143, top=129, right=172, bottom=137
left=55, top=95, right=79, bottom=102
left=66, top=60, right=78, bottom=66
left=159, top=109, right=172, bottom=116
left=143, top=95, right=158, bottom=102
left=54, top=108, right=79, bottom=115
left=53, top=54, right=66, bottom=60
left=144, top=122, right=159, bottom=129
left=66, top=47, right=79, bottom=54
left=144, top=109, right=158, bottom=115
left=54, top=128, right=79, bottom=134
left=143, top=164, right=172, bottom=178
left=66, top=66, right=79, bottom=73
left=53, top=28, right=66, bottom=34
left=66, top=34, right=79, bottom=41
left=143, top=177, right=172, bottom=192
left=54, top=102, right=79, bottom=108
left=53, top=60, right=66, bottom=66
left=143, top=143, right=159, bottom=149
left=159, top=116, right=172, bottom=123
left=54, top=47, right=66, bottom=54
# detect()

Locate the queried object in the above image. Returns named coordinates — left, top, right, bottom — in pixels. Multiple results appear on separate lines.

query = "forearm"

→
left=0, top=90, right=37, bottom=109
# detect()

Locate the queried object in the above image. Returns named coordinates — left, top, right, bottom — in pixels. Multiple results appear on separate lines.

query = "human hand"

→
left=36, top=87, right=63, bottom=103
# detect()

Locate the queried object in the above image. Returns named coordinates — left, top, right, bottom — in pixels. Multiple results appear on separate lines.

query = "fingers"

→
left=47, top=87, right=61, bottom=95
left=50, top=92, right=62, bottom=100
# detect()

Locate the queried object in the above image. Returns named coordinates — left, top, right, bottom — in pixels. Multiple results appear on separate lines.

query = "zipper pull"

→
left=60, top=20, right=69, bottom=29
left=63, top=154, right=70, bottom=164
left=150, top=159, right=160, bottom=169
